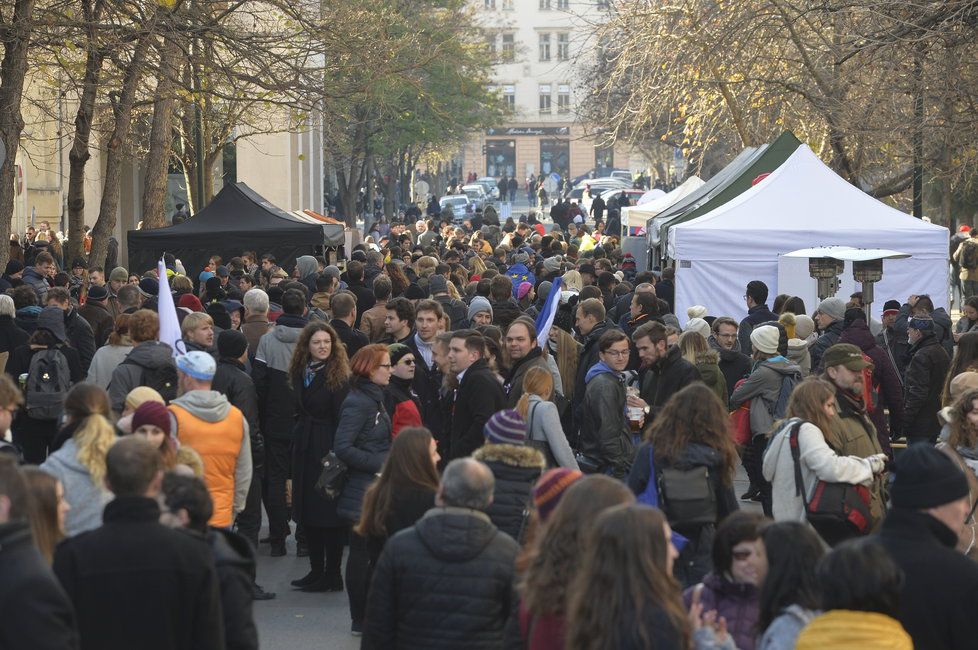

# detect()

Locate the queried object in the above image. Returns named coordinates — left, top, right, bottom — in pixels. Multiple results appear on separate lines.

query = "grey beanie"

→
left=468, top=296, right=492, bottom=321
left=817, top=297, right=846, bottom=321
left=537, top=281, right=553, bottom=303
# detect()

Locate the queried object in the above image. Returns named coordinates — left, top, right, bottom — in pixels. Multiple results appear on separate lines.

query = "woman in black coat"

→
left=6, top=307, right=84, bottom=464
left=334, top=343, right=393, bottom=634
left=288, top=322, right=350, bottom=592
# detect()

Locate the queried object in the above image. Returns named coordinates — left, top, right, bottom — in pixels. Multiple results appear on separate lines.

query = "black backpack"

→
left=25, top=348, right=72, bottom=421
left=121, top=357, right=178, bottom=403
left=656, top=463, right=718, bottom=528
left=963, top=241, right=978, bottom=270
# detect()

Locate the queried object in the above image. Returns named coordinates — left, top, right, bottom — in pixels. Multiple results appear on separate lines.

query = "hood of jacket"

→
left=695, top=349, right=719, bottom=366
left=585, top=359, right=619, bottom=384
left=273, top=315, right=306, bottom=343
left=415, top=507, right=500, bottom=563
left=171, top=390, right=231, bottom=422
left=127, top=340, right=175, bottom=369
left=296, top=255, right=318, bottom=280
left=16, top=305, right=41, bottom=320
left=42, top=438, right=89, bottom=477
left=709, top=334, right=747, bottom=361
left=669, top=442, right=725, bottom=472
left=786, top=338, right=809, bottom=363
left=839, top=320, right=876, bottom=352
left=208, top=527, right=255, bottom=569
left=758, top=357, right=803, bottom=378
left=472, top=443, right=546, bottom=469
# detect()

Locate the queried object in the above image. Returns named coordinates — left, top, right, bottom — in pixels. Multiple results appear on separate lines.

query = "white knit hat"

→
left=794, top=314, right=816, bottom=340
left=750, top=325, right=781, bottom=355
left=686, top=305, right=708, bottom=320
left=684, top=317, right=711, bottom=339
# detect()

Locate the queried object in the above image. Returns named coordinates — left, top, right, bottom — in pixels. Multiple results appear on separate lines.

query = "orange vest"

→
left=169, top=404, right=245, bottom=527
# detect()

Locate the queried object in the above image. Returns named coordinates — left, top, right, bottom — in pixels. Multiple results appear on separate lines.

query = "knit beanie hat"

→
left=87, top=285, right=108, bottom=301
left=217, top=329, right=248, bottom=360
left=517, top=282, right=533, bottom=301
left=109, top=266, right=129, bottom=283
left=795, top=314, right=816, bottom=340
left=908, top=317, right=934, bottom=331
left=405, top=283, right=426, bottom=300
left=686, top=305, right=708, bottom=320
left=844, top=307, right=867, bottom=328
left=890, top=444, right=969, bottom=509
left=125, top=386, right=165, bottom=412
left=428, top=275, right=448, bottom=295
left=536, top=280, right=553, bottom=303
left=949, top=372, right=978, bottom=402
left=533, top=468, right=584, bottom=522
left=883, top=299, right=901, bottom=312
left=132, top=401, right=172, bottom=435
left=388, top=343, right=413, bottom=366
left=750, top=325, right=781, bottom=355
left=542, top=256, right=562, bottom=274
left=483, top=409, right=526, bottom=446
left=816, top=297, right=846, bottom=321
left=138, top=277, right=159, bottom=298
left=4, top=260, right=23, bottom=276
left=468, top=296, right=492, bottom=322
left=684, top=318, right=710, bottom=339
left=178, top=293, right=204, bottom=313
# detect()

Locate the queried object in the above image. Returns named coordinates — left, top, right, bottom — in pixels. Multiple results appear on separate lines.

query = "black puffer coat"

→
left=472, top=444, right=545, bottom=540
left=709, top=335, right=751, bottom=399
left=291, top=365, right=348, bottom=527
left=334, top=380, right=391, bottom=521
left=212, top=358, right=265, bottom=476
left=208, top=528, right=258, bottom=650
left=903, top=333, right=950, bottom=442
left=362, top=507, right=519, bottom=650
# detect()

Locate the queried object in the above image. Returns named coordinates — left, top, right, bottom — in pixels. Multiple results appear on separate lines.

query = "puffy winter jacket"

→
left=212, top=358, right=264, bottom=475
left=471, top=444, right=545, bottom=541
left=334, top=381, right=392, bottom=521
left=810, top=319, right=844, bottom=372
left=683, top=573, right=759, bottom=650
left=903, top=333, right=950, bottom=442
left=208, top=528, right=258, bottom=650
left=107, top=340, right=175, bottom=413
left=579, top=363, right=633, bottom=479
left=729, top=358, right=802, bottom=439
left=362, top=507, right=519, bottom=650
left=252, top=314, right=306, bottom=439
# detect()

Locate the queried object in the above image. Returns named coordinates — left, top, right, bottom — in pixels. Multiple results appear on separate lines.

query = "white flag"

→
left=157, top=258, right=185, bottom=356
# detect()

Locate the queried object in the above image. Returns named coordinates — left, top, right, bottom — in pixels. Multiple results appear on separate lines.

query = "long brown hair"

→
left=287, top=321, right=350, bottom=391
left=107, top=313, right=132, bottom=346
left=354, top=427, right=439, bottom=539
left=949, top=388, right=978, bottom=450
left=566, top=505, right=691, bottom=650
left=943, top=332, right=978, bottom=405
left=521, top=476, right=633, bottom=618
left=647, top=384, right=737, bottom=486
left=515, top=366, right=554, bottom=421
left=385, top=262, right=410, bottom=297
left=785, top=378, right=842, bottom=450
left=22, top=467, right=63, bottom=564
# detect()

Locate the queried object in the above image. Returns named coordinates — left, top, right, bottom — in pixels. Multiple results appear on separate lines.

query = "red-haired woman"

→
left=335, top=343, right=393, bottom=635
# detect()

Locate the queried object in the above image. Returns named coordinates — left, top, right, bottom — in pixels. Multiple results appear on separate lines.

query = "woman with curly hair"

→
left=287, top=321, right=351, bottom=592
left=384, top=262, right=410, bottom=298
left=40, top=383, right=116, bottom=536
left=515, top=475, right=632, bottom=648
left=627, top=383, right=740, bottom=587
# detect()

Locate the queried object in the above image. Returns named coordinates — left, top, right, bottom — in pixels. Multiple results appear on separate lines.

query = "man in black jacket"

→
left=343, top=260, right=375, bottom=329
left=161, top=473, right=259, bottom=650
left=54, top=437, right=224, bottom=650
left=46, top=286, right=95, bottom=373
left=878, top=444, right=978, bottom=650
left=447, top=330, right=505, bottom=460
left=579, top=330, right=636, bottom=479
left=633, top=321, right=701, bottom=421
left=407, top=300, right=447, bottom=449
left=736, top=280, right=777, bottom=356
left=329, top=292, right=368, bottom=358
left=0, top=457, right=79, bottom=649
left=503, top=318, right=550, bottom=408
left=903, top=317, right=950, bottom=445
left=363, top=458, right=518, bottom=649
left=709, top=317, right=752, bottom=398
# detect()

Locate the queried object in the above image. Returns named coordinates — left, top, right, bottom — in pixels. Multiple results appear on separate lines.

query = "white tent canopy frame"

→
left=667, top=145, right=949, bottom=324
left=621, top=177, right=705, bottom=230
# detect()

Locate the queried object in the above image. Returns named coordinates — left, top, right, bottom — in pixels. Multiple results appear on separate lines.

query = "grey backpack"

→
left=25, top=348, right=71, bottom=421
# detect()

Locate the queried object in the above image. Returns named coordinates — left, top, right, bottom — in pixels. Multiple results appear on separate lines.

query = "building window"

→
left=540, top=0, right=551, bottom=9
left=557, top=33, right=570, bottom=60
left=503, top=85, right=516, bottom=111
left=502, top=0, right=514, bottom=8
left=501, top=33, right=515, bottom=61
left=484, top=0, right=496, bottom=8
left=596, top=145, right=614, bottom=174
left=539, top=85, right=552, bottom=113
left=557, top=84, right=570, bottom=113
left=487, top=34, right=496, bottom=57
left=557, top=0, right=569, bottom=7
left=539, top=33, right=551, bottom=62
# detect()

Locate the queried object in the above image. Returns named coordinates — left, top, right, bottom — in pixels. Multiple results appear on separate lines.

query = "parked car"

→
left=576, top=178, right=631, bottom=213
left=475, top=177, right=500, bottom=200
left=461, top=184, right=489, bottom=211
left=439, top=195, right=473, bottom=222
left=571, top=168, right=632, bottom=185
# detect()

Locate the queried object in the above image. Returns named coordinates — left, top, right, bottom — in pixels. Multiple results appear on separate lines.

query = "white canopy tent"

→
left=667, top=145, right=949, bottom=324
left=621, top=177, right=705, bottom=229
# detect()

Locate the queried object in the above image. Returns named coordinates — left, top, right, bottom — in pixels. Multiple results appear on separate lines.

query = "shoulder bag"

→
left=526, top=402, right=558, bottom=467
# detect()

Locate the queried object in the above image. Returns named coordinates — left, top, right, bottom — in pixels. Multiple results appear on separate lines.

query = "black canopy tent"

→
left=127, top=182, right=341, bottom=277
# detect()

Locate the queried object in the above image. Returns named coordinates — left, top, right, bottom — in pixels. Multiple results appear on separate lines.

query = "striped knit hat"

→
left=533, top=468, right=584, bottom=522
left=483, top=409, right=527, bottom=446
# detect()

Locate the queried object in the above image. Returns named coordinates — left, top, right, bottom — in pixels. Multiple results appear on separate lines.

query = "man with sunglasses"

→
left=385, top=344, right=423, bottom=437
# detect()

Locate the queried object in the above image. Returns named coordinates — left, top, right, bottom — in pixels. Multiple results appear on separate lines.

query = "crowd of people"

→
left=0, top=211, right=977, bottom=650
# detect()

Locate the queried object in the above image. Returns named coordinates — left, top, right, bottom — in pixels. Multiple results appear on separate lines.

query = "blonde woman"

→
left=515, top=366, right=579, bottom=469
left=40, top=384, right=117, bottom=536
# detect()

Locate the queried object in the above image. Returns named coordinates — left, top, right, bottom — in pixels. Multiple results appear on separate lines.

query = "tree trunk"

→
left=0, top=0, right=37, bottom=271
left=89, top=33, right=153, bottom=271
left=141, top=36, right=183, bottom=230
left=65, top=39, right=106, bottom=264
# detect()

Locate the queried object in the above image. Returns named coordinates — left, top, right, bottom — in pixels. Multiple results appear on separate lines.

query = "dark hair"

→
left=579, top=285, right=602, bottom=302
left=712, top=316, right=738, bottom=333
left=385, top=262, right=410, bottom=297
left=576, top=297, right=605, bottom=322
left=772, top=294, right=790, bottom=314
left=386, top=297, right=415, bottom=324
left=64, top=383, right=110, bottom=423
left=507, top=317, right=538, bottom=342
left=161, top=472, right=213, bottom=533
left=597, top=328, right=628, bottom=353
left=45, top=286, right=70, bottom=305
left=451, top=329, right=487, bottom=357
left=490, top=274, right=513, bottom=301
left=330, top=292, right=356, bottom=320
left=817, top=537, right=903, bottom=617
left=713, top=511, right=766, bottom=574
left=12, top=285, right=37, bottom=309
left=347, top=260, right=364, bottom=281
left=746, top=280, right=769, bottom=305
left=22, top=467, right=62, bottom=563
left=414, top=299, right=444, bottom=320
left=633, top=320, right=667, bottom=345
left=943, top=331, right=978, bottom=405
left=105, top=437, right=162, bottom=497
left=355, top=427, right=439, bottom=538
left=281, top=288, right=306, bottom=316
left=633, top=292, right=658, bottom=315
left=758, top=522, right=824, bottom=632
left=649, top=384, right=737, bottom=486
left=782, top=296, right=807, bottom=316
left=315, top=273, right=336, bottom=293
left=914, top=294, right=934, bottom=314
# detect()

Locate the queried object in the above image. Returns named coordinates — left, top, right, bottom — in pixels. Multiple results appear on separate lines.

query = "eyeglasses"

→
left=603, top=349, right=630, bottom=358
left=400, top=359, right=416, bottom=366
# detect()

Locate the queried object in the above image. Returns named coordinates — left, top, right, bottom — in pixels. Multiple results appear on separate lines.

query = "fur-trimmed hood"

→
left=472, top=443, right=546, bottom=469
left=695, top=349, right=720, bottom=365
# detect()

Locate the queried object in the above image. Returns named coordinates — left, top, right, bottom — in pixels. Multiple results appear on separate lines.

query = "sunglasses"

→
left=400, top=358, right=416, bottom=366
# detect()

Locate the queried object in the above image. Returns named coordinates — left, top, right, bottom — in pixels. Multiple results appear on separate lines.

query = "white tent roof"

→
left=621, top=176, right=704, bottom=229
left=667, top=144, right=949, bottom=322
